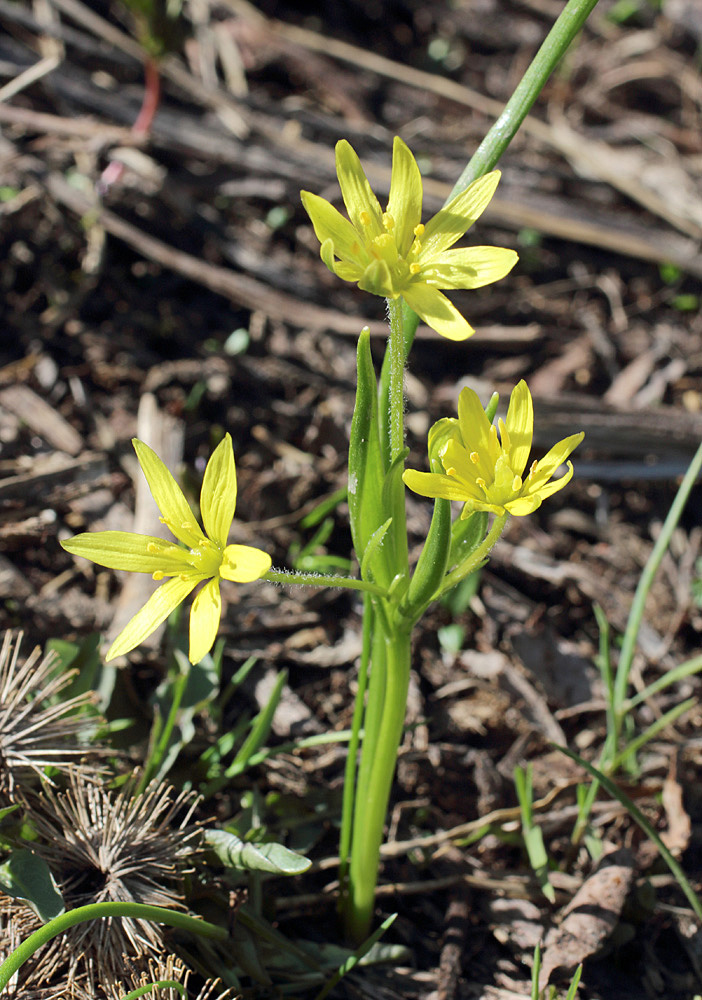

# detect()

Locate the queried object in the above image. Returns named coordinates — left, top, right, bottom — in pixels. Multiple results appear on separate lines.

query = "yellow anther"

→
left=512, top=475, right=522, bottom=492
left=476, top=477, right=487, bottom=490
left=446, top=467, right=457, bottom=478
left=351, top=241, right=361, bottom=256
left=382, top=212, right=395, bottom=231
left=359, top=210, right=372, bottom=227
left=414, top=223, right=425, bottom=237
left=528, top=460, right=538, bottom=478
left=409, top=263, right=421, bottom=275
left=147, top=542, right=159, bottom=553
left=152, top=571, right=165, bottom=581
left=470, top=451, right=480, bottom=465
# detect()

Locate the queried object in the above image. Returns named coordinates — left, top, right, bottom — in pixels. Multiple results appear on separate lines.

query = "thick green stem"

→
left=345, top=624, right=411, bottom=943
left=439, top=513, right=509, bottom=597
left=0, top=902, right=226, bottom=994
left=338, top=595, right=374, bottom=904
left=264, top=569, right=387, bottom=597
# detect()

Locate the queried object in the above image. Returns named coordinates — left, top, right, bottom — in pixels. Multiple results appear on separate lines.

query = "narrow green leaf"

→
left=556, top=745, right=702, bottom=920
left=228, top=668, right=287, bottom=774
left=348, top=329, right=387, bottom=560
left=360, top=518, right=392, bottom=582
left=449, top=510, right=488, bottom=570
left=402, top=492, right=451, bottom=622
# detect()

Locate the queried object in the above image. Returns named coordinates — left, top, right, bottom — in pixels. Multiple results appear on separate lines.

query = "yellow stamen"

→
left=446, top=467, right=457, bottom=478
left=512, top=475, right=522, bottom=492
left=470, top=452, right=480, bottom=465
left=359, top=210, right=372, bottom=227
left=528, top=460, right=538, bottom=478
left=476, top=477, right=487, bottom=490
left=382, top=212, right=395, bottom=231
left=414, top=223, right=425, bottom=236
left=153, top=571, right=165, bottom=581
left=409, top=263, right=421, bottom=275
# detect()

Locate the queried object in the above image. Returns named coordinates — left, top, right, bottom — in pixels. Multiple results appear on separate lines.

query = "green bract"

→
left=403, top=380, right=584, bottom=517
left=301, top=136, right=518, bottom=341
left=61, top=435, right=271, bottom=664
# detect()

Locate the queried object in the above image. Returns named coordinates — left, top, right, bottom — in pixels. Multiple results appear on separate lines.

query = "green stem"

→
left=387, top=297, right=406, bottom=464
left=346, top=624, right=411, bottom=943
left=450, top=0, right=601, bottom=195
left=0, top=902, right=226, bottom=994
left=439, top=513, right=509, bottom=597
left=264, top=569, right=387, bottom=597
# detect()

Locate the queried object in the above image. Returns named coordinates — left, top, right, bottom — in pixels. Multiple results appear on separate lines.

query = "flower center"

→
left=187, top=539, right=223, bottom=577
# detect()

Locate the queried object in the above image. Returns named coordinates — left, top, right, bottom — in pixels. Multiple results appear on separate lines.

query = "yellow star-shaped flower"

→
left=61, top=434, right=271, bottom=664
left=301, top=136, right=518, bottom=341
left=403, top=381, right=584, bottom=517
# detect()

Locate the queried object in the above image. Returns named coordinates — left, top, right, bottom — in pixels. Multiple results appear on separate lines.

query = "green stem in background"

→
left=346, top=624, right=411, bottom=943
left=0, top=902, right=226, bottom=994
left=398, top=0, right=601, bottom=358
left=439, top=513, right=509, bottom=597
left=451, top=0, right=601, bottom=195
left=264, top=569, right=387, bottom=598
left=608, top=438, right=702, bottom=755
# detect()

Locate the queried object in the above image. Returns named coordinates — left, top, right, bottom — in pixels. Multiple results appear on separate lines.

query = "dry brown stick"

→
left=437, top=895, right=470, bottom=1000
left=40, top=168, right=537, bottom=341
left=0, top=103, right=141, bottom=143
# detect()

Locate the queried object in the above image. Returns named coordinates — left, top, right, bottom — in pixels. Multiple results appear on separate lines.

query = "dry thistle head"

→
left=20, top=774, right=202, bottom=997
left=0, top=630, right=100, bottom=796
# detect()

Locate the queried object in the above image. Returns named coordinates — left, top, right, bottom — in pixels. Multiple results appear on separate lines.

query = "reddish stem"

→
left=98, top=56, right=161, bottom=194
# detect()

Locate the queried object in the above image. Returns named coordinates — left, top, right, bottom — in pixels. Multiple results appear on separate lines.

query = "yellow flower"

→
left=403, top=381, right=584, bottom=517
left=61, top=434, right=271, bottom=664
left=300, top=137, right=518, bottom=341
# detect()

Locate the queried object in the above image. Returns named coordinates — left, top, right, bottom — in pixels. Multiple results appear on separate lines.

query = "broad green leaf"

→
left=0, top=849, right=64, bottom=921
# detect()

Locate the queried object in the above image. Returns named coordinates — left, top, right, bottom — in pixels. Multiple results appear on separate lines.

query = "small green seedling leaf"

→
left=205, top=829, right=311, bottom=875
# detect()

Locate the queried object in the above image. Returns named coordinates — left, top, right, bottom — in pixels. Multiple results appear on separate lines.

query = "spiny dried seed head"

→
left=0, top=630, right=100, bottom=796
left=19, top=774, right=202, bottom=997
